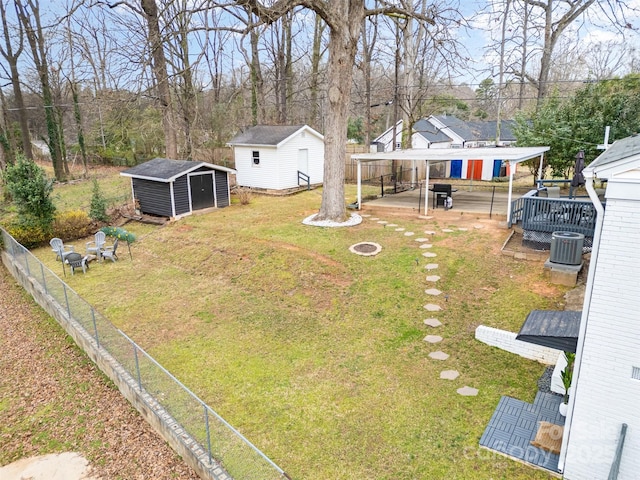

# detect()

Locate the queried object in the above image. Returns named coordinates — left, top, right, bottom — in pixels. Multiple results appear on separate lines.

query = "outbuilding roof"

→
left=516, top=310, right=582, bottom=353
left=121, top=158, right=235, bottom=183
left=227, top=125, right=323, bottom=147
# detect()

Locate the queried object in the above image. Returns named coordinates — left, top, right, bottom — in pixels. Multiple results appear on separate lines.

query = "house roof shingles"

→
left=413, top=118, right=451, bottom=143
left=228, top=125, right=305, bottom=146
left=587, top=134, right=640, bottom=169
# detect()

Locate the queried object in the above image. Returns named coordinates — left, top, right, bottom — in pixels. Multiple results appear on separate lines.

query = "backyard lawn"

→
left=30, top=176, right=566, bottom=479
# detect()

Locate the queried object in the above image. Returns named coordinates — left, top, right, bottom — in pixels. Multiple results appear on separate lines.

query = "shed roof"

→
left=516, top=310, right=582, bottom=353
left=413, top=119, right=451, bottom=143
left=227, top=125, right=323, bottom=147
left=121, top=158, right=235, bottom=183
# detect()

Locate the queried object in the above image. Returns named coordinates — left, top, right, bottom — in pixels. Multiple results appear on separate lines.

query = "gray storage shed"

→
left=121, top=158, right=236, bottom=219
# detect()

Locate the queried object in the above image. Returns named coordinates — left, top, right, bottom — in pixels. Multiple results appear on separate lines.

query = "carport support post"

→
left=507, top=160, right=515, bottom=224
left=424, top=160, right=430, bottom=216
left=357, top=160, right=362, bottom=210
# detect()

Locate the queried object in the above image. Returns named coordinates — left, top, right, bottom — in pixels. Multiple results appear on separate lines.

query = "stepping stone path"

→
left=474, top=225, right=484, bottom=229
left=424, top=304, right=442, bottom=312
left=425, top=275, right=440, bottom=282
left=457, top=386, right=479, bottom=396
left=370, top=217, right=379, bottom=221
left=425, top=288, right=442, bottom=296
left=458, top=227, right=468, bottom=231
left=377, top=220, right=388, bottom=224
left=428, top=351, right=449, bottom=360
left=404, top=232, right=415, bottom=236
left=440, top=370, right=460, bottom=380
left=425, top=263, right=439, bottom=270
left=419, top=244, right=433, bottom=249
left=387, top=223, right=398, bottom=227
left=424, top=335, right=443, bottom=343
left=395, top=228, right=405, bottom=232
left=360, top=214, right=371, bottom=217
left=424, top=318, right=442, bottom=327
left=414, top=238, right=429, bottom=242
left=424, top=230, right=436, bottom=235
left=422, top=252, right=437, bottom=258
left=442, top=228, right=455, bottom=233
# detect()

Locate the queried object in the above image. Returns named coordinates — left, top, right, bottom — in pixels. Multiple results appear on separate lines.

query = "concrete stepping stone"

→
left=425, top=275, right=440, bottom=282
left=425, top=288, right=442, bottom=296
left=440, top=370, right=460, bottom=380
left=422, top=252, right=437, bottom=258
left=370, top=217, right=379, bottom=221
left=395, top=227, right=405, bottom=232
left=419, top=243, right=433, bottom=249
left=428, top=351, right=449, bottom=360
left=424, top=335, right=443, bottom=343
left=415, top=238, right=429, bottom=242
left=424, top=230, right=436, bottom=235
left=377, top=220, right=388, bottom=224
left=425, top=263, right=439, bottom=270
left=458, top=227, right=468, bottom=231
left=404, top=231, right=415, bottom=236
left=387, top=223, right=398, bottom=227
left=424, top=303, right=442, bottom=311
left=442, top=228, right=455, bottom=233
left=474, top=225, right=484, bottom=229
left=360, top=214, right=371, bottom=217
left=424, top=318, right=442, bottom=327
left=457, top=386, right=479, bottom=396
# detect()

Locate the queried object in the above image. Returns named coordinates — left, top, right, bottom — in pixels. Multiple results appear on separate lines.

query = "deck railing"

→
left=510, top=191, right=599, bottom=238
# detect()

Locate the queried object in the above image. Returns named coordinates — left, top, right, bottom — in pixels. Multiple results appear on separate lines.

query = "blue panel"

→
left=493, top=159, right=503, bottom=178
left=450, top=159, right=462, bottom=178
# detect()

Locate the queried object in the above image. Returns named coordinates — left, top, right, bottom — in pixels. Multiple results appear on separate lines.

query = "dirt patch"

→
left=0, top=267, right=199, bottom=480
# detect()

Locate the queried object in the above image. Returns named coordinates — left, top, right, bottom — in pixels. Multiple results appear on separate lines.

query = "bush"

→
left=53, top=210, right=93, bottom=241
left=7, top=223, right=49, bottom=248
left=89, top=178, right=110, bottom=222
left=2, top=155, right=55, bottom=230
left=235, top=187, right=252, bottom=205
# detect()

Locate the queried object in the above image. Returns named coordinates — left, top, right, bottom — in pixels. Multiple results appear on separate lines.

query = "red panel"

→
left=467, top=159, right=483, bottom=180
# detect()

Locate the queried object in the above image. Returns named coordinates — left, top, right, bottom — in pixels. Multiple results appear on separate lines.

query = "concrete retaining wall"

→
left=475, top=324, right=562, bottom=365
left=1, top=251, right=230, bottom=480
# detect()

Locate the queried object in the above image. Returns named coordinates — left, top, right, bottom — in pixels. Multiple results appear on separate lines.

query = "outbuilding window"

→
left=252, top=150, right=260, bottom=165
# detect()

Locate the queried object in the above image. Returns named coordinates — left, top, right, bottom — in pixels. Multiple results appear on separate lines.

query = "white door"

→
left=297, top=149, right=309, bottom=175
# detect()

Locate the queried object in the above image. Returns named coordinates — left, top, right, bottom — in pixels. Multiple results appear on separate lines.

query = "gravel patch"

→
left=303, top=213, right=363, bottom=227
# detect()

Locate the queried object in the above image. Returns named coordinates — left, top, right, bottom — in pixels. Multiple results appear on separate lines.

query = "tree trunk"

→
left=309, top=13, right=324, bottom=130
left=0, top=1, right=32, bottom=160
left=141, top=0, right=178, bottom=158
left=315, top=8, right=363, bottom=222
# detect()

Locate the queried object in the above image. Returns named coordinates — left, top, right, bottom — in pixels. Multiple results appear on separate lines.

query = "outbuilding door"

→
left=450, top=160, right=462, bottom=178
left=189, top=174, right=215, bottom=210
left=467, top=160, right=483, bottom=180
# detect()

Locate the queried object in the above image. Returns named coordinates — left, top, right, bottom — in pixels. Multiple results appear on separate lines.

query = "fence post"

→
left=204, top=405, right=213, bottom=465
left=40, top=263, right=47, bottom=294
left=23, top=246, right=30, bottom=276
left=91, top=308, right=100, bottom=348
left=133, top=343, right=142, bottom=390
left=63, top=283, right=71, bottom=319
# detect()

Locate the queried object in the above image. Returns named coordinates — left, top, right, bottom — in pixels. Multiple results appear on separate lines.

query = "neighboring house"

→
left=227, top=124, right=324, bottom=191
left=558, top=135, right=640, bottom=479
left=31, top=140, right=50, bottom=157
left=121, top=158, right=236, bottom=219
left=371, top=115, right=517, bottom=180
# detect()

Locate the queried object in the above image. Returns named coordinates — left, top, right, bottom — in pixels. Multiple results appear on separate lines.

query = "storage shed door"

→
left=189, top=174, right=215, bottom=210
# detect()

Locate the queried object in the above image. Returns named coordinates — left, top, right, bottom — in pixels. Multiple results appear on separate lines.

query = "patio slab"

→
left=479, top=392, right=565, bottom=473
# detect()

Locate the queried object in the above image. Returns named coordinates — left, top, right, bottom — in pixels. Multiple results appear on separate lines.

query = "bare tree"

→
left=15, top=0, right=66, bottom=180
left=0, top=0, right=32, bottom=160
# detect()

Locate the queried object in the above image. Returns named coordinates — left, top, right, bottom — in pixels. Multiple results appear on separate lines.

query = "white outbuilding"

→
left=227, top=125, right=324, bottom=191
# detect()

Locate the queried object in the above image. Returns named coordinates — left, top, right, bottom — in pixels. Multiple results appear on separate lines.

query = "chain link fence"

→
left=1, top=228, right=289, bottom=480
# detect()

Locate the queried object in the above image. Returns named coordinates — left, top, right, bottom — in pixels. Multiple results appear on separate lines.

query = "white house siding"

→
left=234, top=146, right=279, bottom=189
left=275, top=131, right=324, bottom=189
left=563, top=178, right=640, bottom=480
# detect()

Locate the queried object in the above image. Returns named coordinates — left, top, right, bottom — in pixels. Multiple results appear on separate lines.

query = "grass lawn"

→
left=29, top=177, right=566, bottom=480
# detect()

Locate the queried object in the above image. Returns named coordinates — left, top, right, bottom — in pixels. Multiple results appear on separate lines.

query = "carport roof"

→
left=351, top=146, right=549, bottom=164
left=121, top=158, right=235, bottom=183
